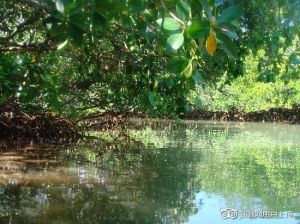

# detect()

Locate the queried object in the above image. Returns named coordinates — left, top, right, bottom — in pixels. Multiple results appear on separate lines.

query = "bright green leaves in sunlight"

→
left=51, top=0, right=243, bottom=61
left=156, top=17, right=184, bottom=50
left=155, top=0, right=243, bottom=85
left=48, top=0, right=243, bottom=114
left=167, top=33, right=184, bottom=50
left=156, top=18, right=181, bottom=31
left=2, top=0, right=300, bottom=118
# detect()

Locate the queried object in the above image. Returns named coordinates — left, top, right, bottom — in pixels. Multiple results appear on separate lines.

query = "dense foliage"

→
left=0, top=0, right=299, bottom=117
left=191, top=51, right=300, bottom=112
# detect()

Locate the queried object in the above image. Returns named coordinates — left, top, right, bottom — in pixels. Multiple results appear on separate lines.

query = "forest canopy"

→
left=0, top=0, right=299, bottom=117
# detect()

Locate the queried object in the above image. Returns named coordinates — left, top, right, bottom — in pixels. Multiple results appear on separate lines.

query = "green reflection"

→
left=0, top=121, right=299, bottom=223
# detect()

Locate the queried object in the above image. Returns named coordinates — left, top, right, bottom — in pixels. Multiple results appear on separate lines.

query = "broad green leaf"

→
left=57, top=39, right=68, bottom=50
left=148, top=92, right=156, bottom=106
left=216, top=30, right=237, bottom=59
left=166, top=77, right=175, bottom=89
left=156, top=18, right=181, bottom=31
left=167, top=56, right=189, bottom=73
left=199, top=0, right=212, bottom=18
left=190, top=0, right=203, bottom=12
left=182, top=62, right=193, bottom=78
left=154, top=79, right=159, bottom=88
left=70, top=12, right=88, bottom=31
left=192, top=70, right=203, bottom=84
left=176, top=0, right=191, bottom=22
left=219, top=25, right=238, bottom=39
left=56, top=0, right=64, bottom=13
left=217, top=5, right=243, bottom=24
left=167, top=33, right=184, bottom=50
left=231, top=20, right=240, bottom=28
left=186, top=20, right=210, bottom=39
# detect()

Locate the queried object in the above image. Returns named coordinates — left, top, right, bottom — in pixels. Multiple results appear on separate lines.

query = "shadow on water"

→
left=0, top=120, right=299, bottom=224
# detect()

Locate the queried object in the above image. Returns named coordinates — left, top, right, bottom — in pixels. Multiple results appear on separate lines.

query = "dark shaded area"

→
left=0, top=112, right=78, bottom=142
left=184, top=106, right=300, bottom=124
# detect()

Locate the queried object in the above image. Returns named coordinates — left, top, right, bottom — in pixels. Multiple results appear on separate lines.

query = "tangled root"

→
left=0, top=112, right=79, bottom=142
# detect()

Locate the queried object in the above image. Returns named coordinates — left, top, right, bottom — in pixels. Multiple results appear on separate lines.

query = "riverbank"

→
left=1, top=107, right=299, bottom=141
left=183, top=107, right=300, bottom=124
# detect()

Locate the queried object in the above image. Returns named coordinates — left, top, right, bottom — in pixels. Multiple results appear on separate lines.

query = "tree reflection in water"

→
left=0, top=121, right=299, bottom=224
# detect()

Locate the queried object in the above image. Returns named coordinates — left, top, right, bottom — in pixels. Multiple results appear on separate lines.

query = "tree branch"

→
left=160, top=0, right=185, bottom=25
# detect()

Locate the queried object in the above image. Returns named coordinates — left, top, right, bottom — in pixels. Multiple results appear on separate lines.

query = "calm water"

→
left=0, top=120, right=299, bottom=224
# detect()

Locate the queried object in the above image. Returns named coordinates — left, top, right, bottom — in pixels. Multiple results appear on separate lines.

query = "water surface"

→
left=0, top=120, right=299, bottom=224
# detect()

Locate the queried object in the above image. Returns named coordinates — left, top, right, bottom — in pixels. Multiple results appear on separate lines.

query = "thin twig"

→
left=160, top=0, right=185, bottom=25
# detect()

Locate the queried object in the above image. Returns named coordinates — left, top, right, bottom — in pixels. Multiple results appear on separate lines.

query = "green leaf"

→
left=217, top=5, right=243, bottom=24
left=148, top=92, right=156, bottom=106
left=186, top=20, right=210, bottom=39
left=56, top=0, right=64, bottom=13
left=191, top=0, right=204, bottom=12
left=57, top=39, right=68, bottom=50
left=156, top=18, right=181, bottom=31
left=167, top=33, right=184, bottom=50
left=216, top=30, right=237, bottom=59
left=199, top=0, right=212, bottom=18
left=192, top=70, right=203, bottom=84
left=92, top=12, right=107, bottom=30
left=167, top=56, right=189, bottom=73
left=154, top=79, right=159, bottom=88
left=166, top=77, right=175, bottom=89
left=182, top=62, right=193, bottom=78
left=70, top=12, right=88, bottom=31
left=219, top=25, right=238, bottom=39
left=176, top=0, right=191, bottom=22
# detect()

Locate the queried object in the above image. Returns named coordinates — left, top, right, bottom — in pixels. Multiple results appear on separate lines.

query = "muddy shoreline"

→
left=1, top=107, right=299, bottom=141
left=183, top=107, right=300, bottom=124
